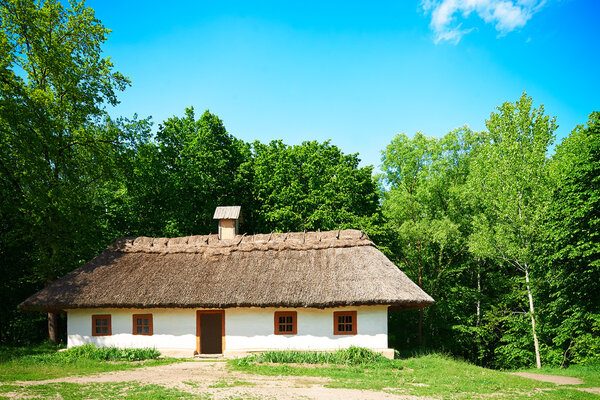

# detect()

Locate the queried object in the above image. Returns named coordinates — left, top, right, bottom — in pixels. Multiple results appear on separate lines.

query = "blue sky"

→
left=88, top=0, right=599, bottom=169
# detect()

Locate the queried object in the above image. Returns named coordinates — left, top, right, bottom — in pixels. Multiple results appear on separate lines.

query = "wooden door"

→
left=196, top=310, right=225, bottom=354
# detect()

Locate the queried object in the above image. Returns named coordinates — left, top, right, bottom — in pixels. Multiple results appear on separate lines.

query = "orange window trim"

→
left=132, top=314, right=153, bottom=336
left=274, top=311, right=297, bottom=335
left=92, top=314, right=112, bottom=336
left=333, top=311, right=357, bottom=335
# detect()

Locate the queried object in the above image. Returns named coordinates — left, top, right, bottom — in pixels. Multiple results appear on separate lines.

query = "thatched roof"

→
left=20, top=229, right=434, bottom=312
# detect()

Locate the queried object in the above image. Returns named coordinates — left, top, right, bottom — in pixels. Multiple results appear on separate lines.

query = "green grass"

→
left=229, top=350, right=600, bottom=399
left=208, top=378, right=255, bottom=388
left=3, top=344, right=598, bottom=399
left=239, top=346, right=389, bottom=366
left=0, top=343, right=182, bottom=382
left=62, top=343, right=161, bottom=361
left=0, top=382, right=210, bottom=399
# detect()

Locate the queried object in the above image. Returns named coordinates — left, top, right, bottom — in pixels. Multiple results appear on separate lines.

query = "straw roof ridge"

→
left=109, top=229, right=373, bottom=255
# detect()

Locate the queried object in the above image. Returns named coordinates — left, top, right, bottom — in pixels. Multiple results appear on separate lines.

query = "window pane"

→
left=143, top=326, right=149, bottom=333
left=345, top=316, right=352, bottom=323
left=286, top=316, right=292, bottom=323
left=279, top=316, right=285, bottom=323
left=136, top=326, right=142, bottom=333
left=102, top=319, right=107, bottom=326
left=143, top=319, right=149, bottom=326
left=279, top=324, right=285, bottom=331
left=338, top=316, right=344, bottom=323
left=338, top=324, right=345, bottom=331
left=137, top=318, right=142, bottom=325
left=95, top=319, right=101, bottom=326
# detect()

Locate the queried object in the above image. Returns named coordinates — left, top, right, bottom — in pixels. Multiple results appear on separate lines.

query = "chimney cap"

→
left=213, top=206, right=241, bottom=220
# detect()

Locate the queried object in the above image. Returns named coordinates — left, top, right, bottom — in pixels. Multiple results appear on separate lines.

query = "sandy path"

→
left=13, top=360, right=431, bottom=400
left=511, top=372, right=600, bottom=396
left=511, top=372, right=584, bottom=385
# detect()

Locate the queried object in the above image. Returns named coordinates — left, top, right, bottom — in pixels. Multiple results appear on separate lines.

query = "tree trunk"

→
left=476, top=270, right=481, bottom=327
left=525, top=268, right=542, bottom=369
left=48, top=312, right=59, bottom=344
left=418, top=266, right=423, bottom=345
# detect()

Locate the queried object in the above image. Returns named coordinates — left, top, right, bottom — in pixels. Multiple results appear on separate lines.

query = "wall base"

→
left=156, top=347, right=396, bottom=359
left=223, top=348, right=396, bottom=359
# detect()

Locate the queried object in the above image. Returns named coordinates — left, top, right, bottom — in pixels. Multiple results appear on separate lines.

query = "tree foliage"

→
left=0, top=0, right=137, bottom=342
left=248, top=140, right=381, bottom=233
left=383, top=95, right=599, bottom=368
left=114, top=108, right=250, bottom=237
left=467, top=93, right=557, bottom=368
left=381, top=127, right=485, bottom=356
left=537, top=112, right=600, bottom=366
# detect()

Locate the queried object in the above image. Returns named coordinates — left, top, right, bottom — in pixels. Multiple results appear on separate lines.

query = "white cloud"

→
left=422, top=0, right=545, bottom=44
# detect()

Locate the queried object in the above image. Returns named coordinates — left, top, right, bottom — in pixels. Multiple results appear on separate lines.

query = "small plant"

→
left=62, top=344, right=160, bottom=361
left=237, top=346, right=391, bottom=367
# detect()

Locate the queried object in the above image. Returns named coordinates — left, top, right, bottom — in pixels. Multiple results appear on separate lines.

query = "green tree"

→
left=540, top=112, right=600, bottom=366
left=0, top=0, right=130, bottom=342
left=381, top=127, right=483, bottom=348
left=247, top=140, right=381, bottom=234
left=467, top=93, right=557, bottom=368
left=116, top=108, right=251, bottom=237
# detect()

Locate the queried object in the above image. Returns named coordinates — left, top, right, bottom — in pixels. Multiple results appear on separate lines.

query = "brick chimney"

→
left=213, top=206, right=241, bottom=240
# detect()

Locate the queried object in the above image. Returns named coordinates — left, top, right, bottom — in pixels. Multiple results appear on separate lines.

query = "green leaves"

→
left=249, top=140, right=380, bottom=233
left=112, top=109, right=382, bottom=239
left=536, top=112, right=600, bottom=367
left=380, top=94, right=597, bottom=369
left=0, top=0, right=137, bottom=342
left=0, top=0, right=133, bottom=278
left=469, top=93, right=556, bottom=259
left=112, top=108, right=249, bottom=237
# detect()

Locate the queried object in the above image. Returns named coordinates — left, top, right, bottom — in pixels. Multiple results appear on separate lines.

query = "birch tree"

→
left=468, top=93, right=556, bottom=368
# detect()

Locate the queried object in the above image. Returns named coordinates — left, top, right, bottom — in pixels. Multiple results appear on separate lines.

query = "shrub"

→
left=62, top=344, right=160, bottom=361
left=240, top=346, right=390, bottom=366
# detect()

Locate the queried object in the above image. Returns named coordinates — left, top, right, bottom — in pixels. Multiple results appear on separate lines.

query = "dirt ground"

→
left=510, top=372, right=584, bottom=385
left=511, top=372, right=600, bottom=396
left=11, top=362, right=600, bottom=399
left=12, top=360, right=431, bottom=400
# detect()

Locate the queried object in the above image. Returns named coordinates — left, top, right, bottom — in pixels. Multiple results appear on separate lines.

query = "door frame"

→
left=195, top=310, right=225, bottom=355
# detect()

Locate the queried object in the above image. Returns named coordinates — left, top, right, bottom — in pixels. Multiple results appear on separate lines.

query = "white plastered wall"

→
left=67, top=308, right=197, bottom=350
left=66, top=305, right=388, bottom=351
left=225, top=306, right=388, bottom=351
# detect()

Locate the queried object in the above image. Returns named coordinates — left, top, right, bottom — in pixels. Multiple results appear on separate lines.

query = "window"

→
left=274, top=311, right=297, bottom=335
left=92, top=314, right=111, bottom=336
left=333, top=311, right=357, bottom=335
left=133, top=314, right=153, bottom=335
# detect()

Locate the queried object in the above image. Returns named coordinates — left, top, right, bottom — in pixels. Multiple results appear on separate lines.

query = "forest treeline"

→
left=1, top=0, right=598, bottom=369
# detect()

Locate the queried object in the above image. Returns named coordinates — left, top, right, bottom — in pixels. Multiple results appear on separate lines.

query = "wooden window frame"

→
left=132, top=314, right=153, bottom=336
left=274, top=311, right=297, bottom=335
left=92, top=314, right=111, bottom=336
left=333, top=311, right=357, bottom=335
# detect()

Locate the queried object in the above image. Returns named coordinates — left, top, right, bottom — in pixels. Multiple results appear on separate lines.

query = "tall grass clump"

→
left=62, top=344, right=160, bottom=361
left=237, top=346, right=390, bottom=367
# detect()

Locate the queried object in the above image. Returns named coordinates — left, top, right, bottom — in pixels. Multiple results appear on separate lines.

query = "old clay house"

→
left=21, top=206, right=434, bottom=357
